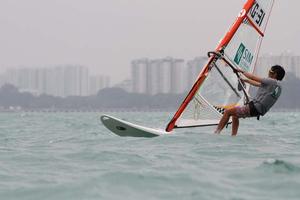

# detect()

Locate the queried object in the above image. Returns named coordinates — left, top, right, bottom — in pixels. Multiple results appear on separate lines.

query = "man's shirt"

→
left=252, top=78, right=282, bottom=115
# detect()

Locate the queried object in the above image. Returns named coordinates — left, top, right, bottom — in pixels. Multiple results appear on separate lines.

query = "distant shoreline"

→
left=0, top=108, right=298, bottom=113
left=0, top=108, right=174, bottom=113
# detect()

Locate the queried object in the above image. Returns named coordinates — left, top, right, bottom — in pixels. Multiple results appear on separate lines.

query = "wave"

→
left=259, top=158, right=300, bottom=173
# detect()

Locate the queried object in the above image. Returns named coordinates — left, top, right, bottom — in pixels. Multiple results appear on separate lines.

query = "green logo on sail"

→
left=234, top=43, right=254, bottom=71
left=234, top=43, right=246, bottom=65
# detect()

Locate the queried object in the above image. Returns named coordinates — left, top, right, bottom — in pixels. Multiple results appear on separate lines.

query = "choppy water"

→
left=0, top=111, right=299, bottom=200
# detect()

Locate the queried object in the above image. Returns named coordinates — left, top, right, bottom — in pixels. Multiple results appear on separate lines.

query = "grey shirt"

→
left=252, top=78, right=282, bottom=116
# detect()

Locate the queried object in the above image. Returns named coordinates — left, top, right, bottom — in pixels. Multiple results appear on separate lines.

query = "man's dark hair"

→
left=271, top=65, right=285, bottom=81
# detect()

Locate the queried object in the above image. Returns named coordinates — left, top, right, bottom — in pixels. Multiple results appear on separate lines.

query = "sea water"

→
left=0, top=112, right=299, bottom=200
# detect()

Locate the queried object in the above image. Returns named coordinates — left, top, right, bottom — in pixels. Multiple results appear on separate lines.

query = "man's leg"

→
left=231, top=116, right=239, bottom=136
left=215, top=107, right=237, bottom=134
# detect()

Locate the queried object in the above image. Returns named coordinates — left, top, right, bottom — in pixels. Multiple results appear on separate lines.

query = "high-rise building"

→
left=158, top=57, right=172, bottom=94
left=131, top=57, right=186, bottom=95
left=1, top=65, right=91, bottom=97
left=37, top=68, right=47, bottom=95
left=131, top=58, right=148, bottom=94
left=146, top=59, right=160, bottom=95
left=53, top=67, right=65, bottom=97
left=2, top=67, right=38, bottom=95
left=170, top=58, right=185, bottom=94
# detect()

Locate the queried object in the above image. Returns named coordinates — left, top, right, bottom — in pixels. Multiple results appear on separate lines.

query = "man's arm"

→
left=236, top=68, right=263, bottom=83
left=242, top=78, right=261, bottom=87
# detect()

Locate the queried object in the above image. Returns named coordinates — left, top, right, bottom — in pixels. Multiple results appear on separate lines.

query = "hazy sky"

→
left=0, top=0, right=299, bottom=84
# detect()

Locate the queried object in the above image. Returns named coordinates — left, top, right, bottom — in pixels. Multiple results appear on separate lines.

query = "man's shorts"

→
left=235, top=105, right=251, bottom=118
left=235, top=102, right=260, bottom=118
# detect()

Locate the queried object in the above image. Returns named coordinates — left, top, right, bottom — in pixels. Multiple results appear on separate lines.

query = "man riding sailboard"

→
left=215, top=65, right=285, bottom=136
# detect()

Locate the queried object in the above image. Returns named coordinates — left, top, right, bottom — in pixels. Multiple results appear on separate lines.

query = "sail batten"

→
left=166, top=0, right=275, bottom=132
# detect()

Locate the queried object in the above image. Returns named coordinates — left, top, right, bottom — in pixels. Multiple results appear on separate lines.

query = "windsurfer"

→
left=215, top=65, right=285, bottom=136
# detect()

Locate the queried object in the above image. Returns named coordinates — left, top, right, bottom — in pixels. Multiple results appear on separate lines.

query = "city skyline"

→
left=1, top=0, right=299, bottom=84
left=0, top=65, right=110, bottom=97
left=1, top=54, right=298, bottom=97
left=130, top=55, right=300, bottom=95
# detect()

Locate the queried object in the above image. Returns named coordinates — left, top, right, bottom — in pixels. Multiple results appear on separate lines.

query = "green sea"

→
left=0, top=112, right=299, bottom=200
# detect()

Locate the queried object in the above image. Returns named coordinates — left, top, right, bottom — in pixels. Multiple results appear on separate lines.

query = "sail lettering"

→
left=249, top=2, right=265, bottom=27
left=234, top=43, right=253, bottom=71
left=243, top=49, right=254, bottom=65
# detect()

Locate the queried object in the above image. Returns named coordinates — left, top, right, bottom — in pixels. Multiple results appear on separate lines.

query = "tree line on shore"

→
left=0, top=84, right=185, bottom=111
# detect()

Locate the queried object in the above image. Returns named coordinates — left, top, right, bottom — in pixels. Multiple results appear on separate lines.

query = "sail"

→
left=166, top=0, right=275, bottom=132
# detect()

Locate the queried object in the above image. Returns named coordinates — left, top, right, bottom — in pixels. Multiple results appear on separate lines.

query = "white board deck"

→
left=100, top=115, right=169, bottom=138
